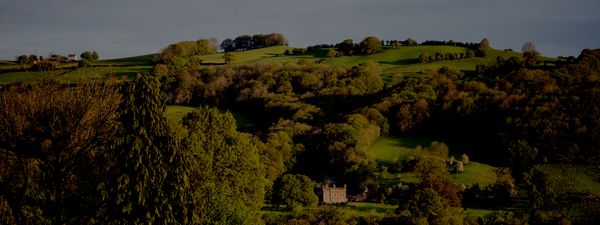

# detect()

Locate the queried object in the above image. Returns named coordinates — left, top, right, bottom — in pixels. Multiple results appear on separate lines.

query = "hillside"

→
left=0, top=45, right=537, bottom=84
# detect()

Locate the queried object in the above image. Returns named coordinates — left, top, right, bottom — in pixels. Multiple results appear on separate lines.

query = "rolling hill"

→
left=0, top=45, right=539, bottom=84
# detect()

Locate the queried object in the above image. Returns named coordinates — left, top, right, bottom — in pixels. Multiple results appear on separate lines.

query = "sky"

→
left=1, top=0, right=599, bottom=60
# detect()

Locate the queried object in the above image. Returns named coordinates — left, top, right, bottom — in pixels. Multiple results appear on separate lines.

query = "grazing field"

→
left=0, top=65, right=152, bottom=84
left=370, top=136, right=436, bottom=164
left=536, top=164, right=600, bottom=194
left=165, top=105, right=254, bottom=130
left=370, top=136, right=498, bottom=187
left=165, top=105, right=196, bottom=124
left=180, top=46, right=527, bottom=78
left=451, top=162, right=498, bottom=186
left=1, top=46, right=542, bottom=85
left=338, top=202, right=397, bottom=217
left=101, top=54, right=156, bottom=65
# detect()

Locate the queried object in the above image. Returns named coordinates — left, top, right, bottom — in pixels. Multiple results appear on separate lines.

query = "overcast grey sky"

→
left=1, top=0, right=599, bottom=59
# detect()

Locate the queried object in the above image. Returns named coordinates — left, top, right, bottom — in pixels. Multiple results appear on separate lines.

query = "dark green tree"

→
left=101, top=74, right=188, bottom=224
left=16, top=55, right=29, bottom=64
left=337, top=39, right=355, bottom=56
left=404, top=38, right=417, bottom=46
left=272, top=174, right=318, bottom=209
left=80, top=51, right=92, bottom=61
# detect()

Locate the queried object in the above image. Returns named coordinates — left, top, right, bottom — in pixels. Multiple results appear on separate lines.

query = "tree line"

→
left=220, top=33, right=287, bottom=52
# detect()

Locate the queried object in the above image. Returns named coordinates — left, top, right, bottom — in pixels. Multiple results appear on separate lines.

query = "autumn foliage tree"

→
left=359, top=36, right=382, bottom=55
left=0, top=78, right=121, bottom=225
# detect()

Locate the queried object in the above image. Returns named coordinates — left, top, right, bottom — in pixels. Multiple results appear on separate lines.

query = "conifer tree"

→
left=102, top=74, right=188, bottom=224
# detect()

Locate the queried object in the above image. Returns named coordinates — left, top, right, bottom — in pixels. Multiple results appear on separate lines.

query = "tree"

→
left=326, top=48, right=338, bottom=58
left=101, top=74, right=188, bottom=224
left=16, top=55, right=29, bottom=64
left=421, top=176, right=462, bottom=207
left=507, top=139, right=537, bottom=175
left=28, top=54, right=38, bottom=63
left=80, top=51, right=99, bottom=62
left=476, top=38, right=491, bottom=57
left=397, top=188, right=453, bottom=225
left=233, top=35, right=253, bottom=51
left=181, top=106, right=265, bottom=224
left=414, top=155, right=447, bottom=179
left=220, top=38, right=233, bottom=52
left=80, top=51, right=92, bottom=61
left=350, top=61, right=384, bottom=94
left=404, top=38, right=417, bottom=46
left=91, top=51, right=99, bottom=61
left=522, top=41, right=540, bottom=66
left=337, top=39, right=355, bottom=56
left=272, top=174, right=318, bottom=209
left=359, top=36, right=382, bottom=55
left=479, top=38, right=490, bottom=49
left=419, top=52, right=431, bottom=63
left=0, top=79, right=121, bottom=225
left=224, top=52, right=237, bottom=64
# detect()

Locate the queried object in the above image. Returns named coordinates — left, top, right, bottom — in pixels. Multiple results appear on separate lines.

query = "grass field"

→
left=370, top=136, right=437, bottom=164
left=0, top=65, right=152, bottom=84
left=1, top=45, right=543, bottom=84
left=370, top=136, right=498, bottom=187
left=165, top=105, right=196, bottom=124
left=165, top=105, right=254, bottom=130
left=177, top=45, right=528, bottom=79
left=451, top=162, right=498, bottom=186
left=100, top=54, right=156, bottom=65
left=537, top=164, right=600, bottom=194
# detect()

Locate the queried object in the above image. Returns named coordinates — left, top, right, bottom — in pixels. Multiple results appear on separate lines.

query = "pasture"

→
left=1, top=45, right=539, bottom=85
left=370, top=136, right=498, bottom=187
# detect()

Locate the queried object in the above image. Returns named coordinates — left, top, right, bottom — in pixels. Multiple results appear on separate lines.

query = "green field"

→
left=370, top=136, right=436, bottom=164
left=101, top=54, right=156, bottom=65
left=370, top=136, right=498, bottom=187
left=0, top=65, right=152, bottom=84
left=165, top=105, right=197, bottom=124
left=451, top=162, right=498, bottom=186
left=537, top=164, right=600, bottom=194
left=1, top=45, right=542, bottom=84
left=194, top=46, right=527, bottom=78
left=165, top=105, right=254, bottom=130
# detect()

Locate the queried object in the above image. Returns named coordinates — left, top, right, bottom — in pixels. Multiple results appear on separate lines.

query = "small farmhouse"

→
left=67, top=54, right=77, bottom=62
left=321, top=184, right=347, bottom=204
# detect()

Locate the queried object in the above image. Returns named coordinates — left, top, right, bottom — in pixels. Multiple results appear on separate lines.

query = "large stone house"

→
left=320, top=184, right=347, bottom=204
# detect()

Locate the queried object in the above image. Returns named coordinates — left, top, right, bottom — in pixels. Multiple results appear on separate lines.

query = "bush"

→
left=31, top=61, right=57, bottom=71
left=78, top=59, right=91, bottom=67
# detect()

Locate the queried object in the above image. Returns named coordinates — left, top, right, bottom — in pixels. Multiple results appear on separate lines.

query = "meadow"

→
left=1, top=45, right=529, bottom=84
left=370, top=136, right=498, bottom=187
